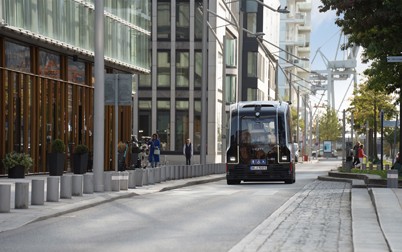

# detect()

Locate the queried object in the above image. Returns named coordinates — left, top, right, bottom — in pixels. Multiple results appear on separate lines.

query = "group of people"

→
left=352, top=141, right=367, bottom=168
left=128, top=133, right=194, bottom=169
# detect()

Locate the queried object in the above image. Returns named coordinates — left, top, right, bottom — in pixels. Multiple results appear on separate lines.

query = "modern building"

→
left=0, top=0, right=151, bottom=174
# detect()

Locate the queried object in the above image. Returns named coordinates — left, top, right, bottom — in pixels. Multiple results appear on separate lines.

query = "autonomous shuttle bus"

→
left=226, top=101, right=296, bottom=184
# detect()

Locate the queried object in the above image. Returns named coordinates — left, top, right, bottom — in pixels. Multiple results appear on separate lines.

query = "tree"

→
left=319, top=0, right=402, bottom=97
left=290, top=106, right=304, bottom=143
left=318, top=107, right=341, bottom=143
left=348, top=82, right=397, bottom=160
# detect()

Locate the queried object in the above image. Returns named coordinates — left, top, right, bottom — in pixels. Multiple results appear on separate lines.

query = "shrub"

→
left=2, top=152, right=33, bottom=172
left=52, top=139, right=65, bottom=153
left=74, top=144, right=89, bottom=154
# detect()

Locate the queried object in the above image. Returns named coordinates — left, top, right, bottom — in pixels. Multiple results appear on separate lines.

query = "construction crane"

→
left=310, top=32, right=359, bottom=109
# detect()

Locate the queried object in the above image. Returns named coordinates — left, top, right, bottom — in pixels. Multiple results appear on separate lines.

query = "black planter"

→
left=73, top=153, right=88, bottom=174
left=8, top=165, right=25, bottom=178
left=48, top=153, right=65, bottom=176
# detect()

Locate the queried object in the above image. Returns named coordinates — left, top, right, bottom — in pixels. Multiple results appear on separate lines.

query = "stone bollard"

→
left=83, top=173, right=94, bottom=194
left=148, top=168, right=155, bottom=185
left=120, top=171, right=129, bottom=190
left=15, top=182, right=29, bottom=209
left=387, top=169, right=399, bottom=188
left=103, top=172, right=113, bottom=192
left=174, top=166, right=179, bottom=180
left=155, top=167, right=161, bottom=183
left=135, top=169, right=143, bottom=187
left=47, top=176, right=60, bottom=202
left=362, top=163, right=366, bottom=170
left=111, top=172, right=120, bottom=191
left=31, top=179, right=45, bottom=205
left=72, top=174, right=83, bottom=196
left=128, top=170, right=136, bottom=189
left=161, top=166, right=166, bottom=182
left=60, top=175, right=73, bottom=199
left=0, top=184, right=11, bottom=213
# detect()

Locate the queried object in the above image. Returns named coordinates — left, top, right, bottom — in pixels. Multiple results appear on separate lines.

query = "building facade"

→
left=0, top=0, right=151, bottom=174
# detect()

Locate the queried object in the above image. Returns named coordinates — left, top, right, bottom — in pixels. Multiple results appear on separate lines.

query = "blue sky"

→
left=309, top=0, right=369, bottom=114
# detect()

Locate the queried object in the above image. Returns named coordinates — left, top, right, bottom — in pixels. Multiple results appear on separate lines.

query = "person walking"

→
left=148, top=133, right=161, bottom=167
left=183, top=138, right=193, bottom=165
left=356, top=144, right=367, bottom=168
left=352, top=142, right=360, bottom=167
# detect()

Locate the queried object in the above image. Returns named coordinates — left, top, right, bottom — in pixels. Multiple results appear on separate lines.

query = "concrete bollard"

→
left=142, top=169, right=149, bottom=185
left=72, top=175, right=83, bottom=196
left=111, top=172, right=120, bottom=191
left=174, top=166, right=179, bottom=180
left=362, top=163, right=366, bottom=170
left=148, top=168, right=155, bottom=185
left=161, top=166, right=166, bottom=182
left=128, top=170, right=136, bottom=189
left=0, top=184, right=11, bottom=213
left=15, top=182, right=29, bottom=209
left=120, top=171, right=129, bottom=190
left=60, top=175, right=72, bottom=199
left=47, top=176, right=60, bottom=202
left=155, top=167, right=161, bottom=183
left=83, top=173, right=94, bottom=194
left=103, top=172, right=113, bottom=192
left=31, top=179, right=45, bottom=205
left=387, top=169, right=399, bottom=188
left=135, top=169, right=143, bottom=187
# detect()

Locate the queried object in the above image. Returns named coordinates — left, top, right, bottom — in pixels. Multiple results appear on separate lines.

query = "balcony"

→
left=298, top=25, right=311, bottom=33
left=284, top=13, right=305, bottom=25
left=297, top=2, right=312, bottom=12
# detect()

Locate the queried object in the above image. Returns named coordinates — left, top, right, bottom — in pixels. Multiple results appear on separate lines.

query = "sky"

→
left=309, top=0, right=370, bottom=116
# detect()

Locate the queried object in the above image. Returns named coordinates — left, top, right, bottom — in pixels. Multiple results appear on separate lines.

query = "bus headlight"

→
left=281, top=155, right=288, bottom=161
left=229, top=156, right=236, bottom=162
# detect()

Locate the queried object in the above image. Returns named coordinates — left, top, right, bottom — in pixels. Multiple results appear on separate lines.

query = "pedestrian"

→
left=148, top=133, right=161, bottom=167
left=352, top=142, right=360, bottom=167
left=356, top=144, right=367, bottom=168
left=183, top=138, right=193, bottom=165
left=117, top=141, right=128, bottom=171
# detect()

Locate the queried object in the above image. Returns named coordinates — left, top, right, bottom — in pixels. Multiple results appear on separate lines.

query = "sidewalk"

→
left=0, top=173, right=225, bottom=233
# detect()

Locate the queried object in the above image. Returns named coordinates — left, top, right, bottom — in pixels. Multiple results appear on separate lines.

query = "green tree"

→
left=290, top=106, right=304, bottom=143
left=319, top=107, right=341, bottom=143
left=348, top=82, right=397, bottom=159
left=319, top=0, right=402, bottom=97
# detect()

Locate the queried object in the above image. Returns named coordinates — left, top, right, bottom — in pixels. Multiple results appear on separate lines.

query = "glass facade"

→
left=175, top=100, right=189, bottom=151
left=2, top=0, right=150, bottom=70
left=157, top=1, right=171, bottom=40
left=176, top=51, right=189, bottom=88
left=176, top=1, right=190, bottom=41
left=157, top=51, right=171, bottom=88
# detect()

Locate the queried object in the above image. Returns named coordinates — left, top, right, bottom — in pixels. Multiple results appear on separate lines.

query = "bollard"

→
left=103, top=172, right=113, bottom=192
left=15, top=182, right=29, bottom=209
left=142, top=169, right=149, bottom=185
left=155, top=167, right=161, bottom=183
left=369, top=163, right=373, bottom=170
left=161, top=166, right=166, bottom=182
left=135, top=169, right=143, bottom=187
left=174, top=166, right=179, bottom=180
left=120, top=171, right=129, bottom=190
left=111, top=172, right=120, bottom=191
left=47, top=176, right=60, bottom=202
left=148, top=168, right=155, bottom=185
left=128, top=170, right=136, bottom=189
left=83, top=173, right=94, bottom=194
left=72, top=174, right=83, bottom=196
left=387, top=169, right=399, bottom=188
left=60, top=175, right=72, bottom=199
left=0, top=184, right=11, bottom=213
left=362, top=163, right=366, bottom=170
left=31, top=179, right=45, bottom=205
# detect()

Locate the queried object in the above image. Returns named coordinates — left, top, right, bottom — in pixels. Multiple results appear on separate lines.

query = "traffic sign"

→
left=387, top=56, right=402, bottom=62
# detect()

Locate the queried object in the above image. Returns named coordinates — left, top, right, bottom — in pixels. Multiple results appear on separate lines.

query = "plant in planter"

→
left=73, top=144, right=89, bottom=174
left=48, top=139, right=66, bottom=176
left=2, top=152, right=33, bottom=178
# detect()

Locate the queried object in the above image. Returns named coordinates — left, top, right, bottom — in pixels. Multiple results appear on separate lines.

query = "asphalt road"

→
left=0, top=161, right=340, bottom=252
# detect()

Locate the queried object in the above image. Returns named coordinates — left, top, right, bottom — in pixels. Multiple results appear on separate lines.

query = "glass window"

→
left=246, top=13, right=257, bottom=35
left=194, top=100, right=201, bottom=152
left=176, top=51, right=189, bottom=88
left=247, top=88, right=257, bottom=101
left=4, top=41, right=31, bottom=73
left=157, top=100, right=171, bottom=151
left=138, top=100, right=152, bottom=138
left=225, top=38, right=237, bottom=68
left=68, top=58, right=86, bottom=84
left=139, top=74, right=151, bottom=88
left=39, top=50, right=61, bottom=79
left=157, top=2, right=171, bottom=40
left=247, top=52, right=257, bottom=77
left=225, top=75, right=237, bottom=104
left=194, top=51, right=202, bottom=89
left=176, top=1, right=190, bottom=41
left=157, top=51, right=170, bottom=88
left=175, top=100, right=189, bottom=151
left=194, top=0, right=203, bottom=41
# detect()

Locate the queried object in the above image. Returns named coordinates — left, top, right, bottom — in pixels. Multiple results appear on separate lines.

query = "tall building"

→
left=0, top=0, right=151, bottom=174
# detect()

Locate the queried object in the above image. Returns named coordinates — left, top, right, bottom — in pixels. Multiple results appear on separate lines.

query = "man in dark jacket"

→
left=183, top=139, right=193, bottom=165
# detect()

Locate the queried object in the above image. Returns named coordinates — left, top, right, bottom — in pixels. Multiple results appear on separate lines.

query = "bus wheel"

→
left=227, top=179, right=241, bottom=185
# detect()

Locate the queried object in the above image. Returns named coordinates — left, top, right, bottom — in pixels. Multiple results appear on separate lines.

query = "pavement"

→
left=0, top=165, right=401, bottom=252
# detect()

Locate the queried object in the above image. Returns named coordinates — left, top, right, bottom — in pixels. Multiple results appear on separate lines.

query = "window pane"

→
left=157, top=100, right=171, bottom=150
left=194, top=100, right=201, bottom=152
left=225, top=38, right=237, bottom=67
left=247, top=52, right=257, bottom=77
left=68, top=58, right=86, bottom=84
left=139, top=74, right=151, bottom=87
left=194, top=51, right=202, bottom=88
left=157, top=51, right=170, bottom=87
left=176, top=51, right=189, bottom=88
left=176, top=1, right=190, bottom=40
left=225, top=75, right=236, bottom=104
left=194, top=0, right=203, bottom=41
left=157, top=2, right=171, bottom=40
left=5, top=41, right=31, bottom=73
left=39, top=50, right=61, bottom=79
left=175, top=100, right=189, bottom=151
